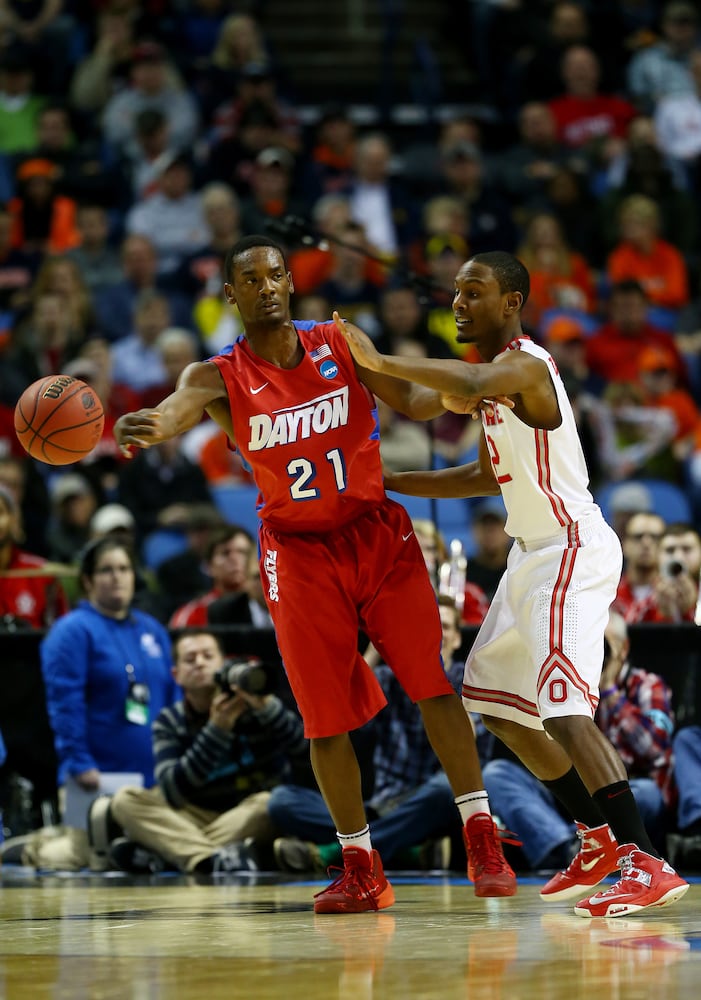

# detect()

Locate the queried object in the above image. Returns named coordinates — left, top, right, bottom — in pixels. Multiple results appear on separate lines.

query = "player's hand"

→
left=114, top=410, right=164, bottom=457
left=442, top=393, right=515, bottom=420
left=333, top=311, right=383, bottom=371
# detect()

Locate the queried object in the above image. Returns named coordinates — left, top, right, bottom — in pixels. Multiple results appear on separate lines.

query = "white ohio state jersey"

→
left=480, top=337, right=599, bottom=542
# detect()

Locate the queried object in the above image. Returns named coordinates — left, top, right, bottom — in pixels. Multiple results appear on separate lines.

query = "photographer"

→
left=107, top=629, right=307, bottom=874
left=626, top=522, right=701, bottom=623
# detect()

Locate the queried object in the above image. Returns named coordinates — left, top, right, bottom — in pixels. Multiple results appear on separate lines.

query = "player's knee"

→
left=481, top=714, right=519, bottom=741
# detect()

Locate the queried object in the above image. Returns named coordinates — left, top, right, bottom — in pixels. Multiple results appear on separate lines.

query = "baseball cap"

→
left=609, top=482, right=653, bottom=514
left=256, top=146, right=294, bottom=170
left=50, top=474, right=92, bottom=505
left=425, top=233, right=469, bottom=261
left=544, top=316, right=586, bottom=344
left=638, top=345, right=676, bottom=373
left=16, top=158, right=57, bottom=182
left=472, top=496, right=507, bottom=522
left=90, top=503, right=136, bottom=536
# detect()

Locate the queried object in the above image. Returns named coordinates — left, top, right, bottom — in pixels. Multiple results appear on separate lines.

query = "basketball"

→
left=14, top=375, right=105, bottom=466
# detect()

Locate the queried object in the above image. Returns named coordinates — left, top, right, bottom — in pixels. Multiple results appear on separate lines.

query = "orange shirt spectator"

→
left=8, top=159, right=80, bottom=255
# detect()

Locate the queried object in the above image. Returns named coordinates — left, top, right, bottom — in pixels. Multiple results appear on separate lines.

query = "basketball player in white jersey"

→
left=334, top=251, right=689, bottom=918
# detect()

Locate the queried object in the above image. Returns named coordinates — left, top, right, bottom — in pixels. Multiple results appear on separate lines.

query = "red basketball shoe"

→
left=540, top=822, right=619, bottom=902
left=574, top=845, right=689, bottom=918
left=313, top=847, right=395, bottom=914
left=463, top=813, right=518, bottom=897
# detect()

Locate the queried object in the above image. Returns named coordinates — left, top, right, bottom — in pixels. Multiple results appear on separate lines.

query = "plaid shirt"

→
left=368, top=660, right=464, bottom=814
left=595, top=663, right=676, bottom=808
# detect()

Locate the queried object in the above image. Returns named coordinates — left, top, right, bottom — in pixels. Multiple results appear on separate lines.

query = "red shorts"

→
left=259, top=497, right=453, bottom=737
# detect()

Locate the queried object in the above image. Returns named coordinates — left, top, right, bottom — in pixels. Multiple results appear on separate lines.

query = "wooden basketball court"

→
left=0, top=868, right=698, bottom=998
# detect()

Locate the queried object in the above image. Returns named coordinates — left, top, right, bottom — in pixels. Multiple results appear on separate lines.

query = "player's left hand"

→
left=442, top=393, right=515, bottom=420
left=333, top=311, right=383, bottom=371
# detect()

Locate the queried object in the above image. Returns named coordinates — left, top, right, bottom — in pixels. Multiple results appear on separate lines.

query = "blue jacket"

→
left=40, top=601, right=177, bottom=787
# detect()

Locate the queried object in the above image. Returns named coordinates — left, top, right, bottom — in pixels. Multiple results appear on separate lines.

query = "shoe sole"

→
left=540, top=870, right=618, bottom=902
left=573, top=881, right=690, bottom=918
left=314, top=884, right=396, bottom=914
left=475, top=878, right=518, bottom=898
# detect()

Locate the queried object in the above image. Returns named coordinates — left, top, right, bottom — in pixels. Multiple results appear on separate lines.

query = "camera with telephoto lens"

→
left=214, top=656, right=269, bottom=695
left=662, top=559, right=685, bottom=579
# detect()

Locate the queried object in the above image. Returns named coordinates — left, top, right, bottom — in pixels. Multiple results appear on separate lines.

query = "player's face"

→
left=225, top=247, right=294, bottom=328
left=452, top=262, right=508, bottom=346
left=174, top=633, right=223, bottom=691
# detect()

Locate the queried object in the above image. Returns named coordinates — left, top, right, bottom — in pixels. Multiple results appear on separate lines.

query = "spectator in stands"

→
left=102, top=40, right=200, bottom=160
left=117, top=436, right=212, bottom=541
left=0, top=200, right=37, bottom=321
left=107, top=628, right=306, bottom=874
left=626, top=1, right=700, bottom=114
left=375, top=397, right=432, bottom=474
left=437, top=139, right=517, bottom=256
left=181, top=181, right=243, bottom=300
left=316, top=220, right=382, bottom=338
left=598, top=114, right=695, bottom=263
left=614, top=511, right=667, bottom=618
left=46, top=473, right=98, bottom=564
left=169, top=524, right=270, bottom=629
left=93, top=233, right=193, bottom=344
left=11, top=536, right=177, bottom=871
left=69, top=4, right=136, bottom=115
left=141, top=326, right=201, bottom=409
left=239, top=145, right=306, bottom=237
left=585, top=280, right=687, bottom=386
left=547, top=44, right=636, bottom=155
left=152, top=502, right=226, bottom=620
left=516, top=211, right=597, bottom=332
left=66, top=204, right=123, bottom=295
left=7, top=157, right=80, bottom=254
left=627, top=521, right=701, bottom=623
left=654, top=47, right=701, bottom=179
left=125, top=150, right=211, bottom=277
left=120, top=107, right=173, bottom=202
left=495, top=101, right=578, bottom=216
left=0, top=453, right=50, bottom=557
left=301, top=103, right=356, bottom=204
left=30, top=254, right=98, bottom=341
left=606, top=194, right=690, bottom=313
left=515, top=1, right=598, bottom=103
left=0, top=484, right=69, bottom=628
left=6, top=290, right=85, bottom=384
left=542, top=315, right=602, bottom=395
left=637, top=344, right=701, bottom=468
left=606, top=480, right=655, bottom=541
left=0, top=47, right=44, bottom=156
left=196, top=11, right=273, bottom=120
left=464, top=497, right=510, bottom=602
left=109, top=289, right=171, bottom=398
left=271, top=596, right=470, bottom=874
left=345, top=131, right=417, bottom=262
left=482, top=610, right=675, bottom=866
left=374, top=282, right=448, bottom=359
left=669, top=725, right=701, bottom=871
left=0, top=0, right=76, bottom=93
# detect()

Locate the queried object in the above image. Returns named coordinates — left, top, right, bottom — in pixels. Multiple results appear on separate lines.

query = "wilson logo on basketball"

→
left=82, top=392, right=97, bottom=411
left=42, top=376, right=75, bottom=399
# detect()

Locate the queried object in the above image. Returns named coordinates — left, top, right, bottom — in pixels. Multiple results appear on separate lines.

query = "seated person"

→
left=107, top=629, right=307, bottom=874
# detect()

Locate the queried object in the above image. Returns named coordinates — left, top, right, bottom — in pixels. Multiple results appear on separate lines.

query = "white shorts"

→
left=462, top=512, right=623, bottom=731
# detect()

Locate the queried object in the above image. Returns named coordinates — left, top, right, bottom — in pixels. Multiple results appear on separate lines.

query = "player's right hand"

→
left=114, top=410, right=163, bottom=457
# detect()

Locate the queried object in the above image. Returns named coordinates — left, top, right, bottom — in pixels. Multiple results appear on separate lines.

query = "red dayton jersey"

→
left=211, top=320, right=385, bottom=533
left=0, top=547, right=70, bottom=628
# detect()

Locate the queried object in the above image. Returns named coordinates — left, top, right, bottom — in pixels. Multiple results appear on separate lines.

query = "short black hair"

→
left=171, top=628, right=224, bottom=659
left=470, top=251, right=530, bottom=305
left=224, top=235, right=288, bottom=283
left=205, top=524, right=253, bottom=562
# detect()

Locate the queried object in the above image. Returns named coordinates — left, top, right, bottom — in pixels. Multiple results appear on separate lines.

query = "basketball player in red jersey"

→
left=114, top=235, right=516, bottom=913
left=336, top=250, right=688, bottom=919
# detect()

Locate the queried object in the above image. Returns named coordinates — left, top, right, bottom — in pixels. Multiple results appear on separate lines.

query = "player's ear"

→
left=224, top=282, right=236, bottom=305
left=288, top=272, right=294, bottom=295
left=504, top=292, right=522, bottom=314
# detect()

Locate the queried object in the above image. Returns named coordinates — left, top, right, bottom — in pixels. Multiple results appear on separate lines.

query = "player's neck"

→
left=246, top=323, right=303, bottom=369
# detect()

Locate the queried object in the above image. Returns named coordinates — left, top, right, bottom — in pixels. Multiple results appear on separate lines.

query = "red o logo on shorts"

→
left=548, top=679, right=568, bottom=703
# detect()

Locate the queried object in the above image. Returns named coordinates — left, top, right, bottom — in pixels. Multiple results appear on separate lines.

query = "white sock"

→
left=337, top=824, right=372, bottom=856
left=455, top=791, right=491, bottom=825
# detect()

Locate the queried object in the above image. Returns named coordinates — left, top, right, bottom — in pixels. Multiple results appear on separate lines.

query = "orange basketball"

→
left=14, top=375, right=105, bottom=466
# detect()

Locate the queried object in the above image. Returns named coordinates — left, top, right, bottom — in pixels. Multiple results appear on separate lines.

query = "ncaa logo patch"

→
left=319, top=359, right=338, bottom=380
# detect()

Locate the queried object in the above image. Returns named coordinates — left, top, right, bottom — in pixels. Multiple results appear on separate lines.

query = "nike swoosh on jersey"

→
left=402, top=532, right=414, bottom=541
left=580, top=854, right=605, bottom=872
left=250, top=383, right=269, bottom=394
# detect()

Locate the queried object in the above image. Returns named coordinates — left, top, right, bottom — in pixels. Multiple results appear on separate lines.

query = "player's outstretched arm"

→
left=114, top=361, right=227, bottom=457
left=384, top=435, right=499, bottom=500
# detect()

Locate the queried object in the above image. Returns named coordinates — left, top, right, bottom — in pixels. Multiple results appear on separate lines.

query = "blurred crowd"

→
left=1, top=0, right=701, bottom=874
